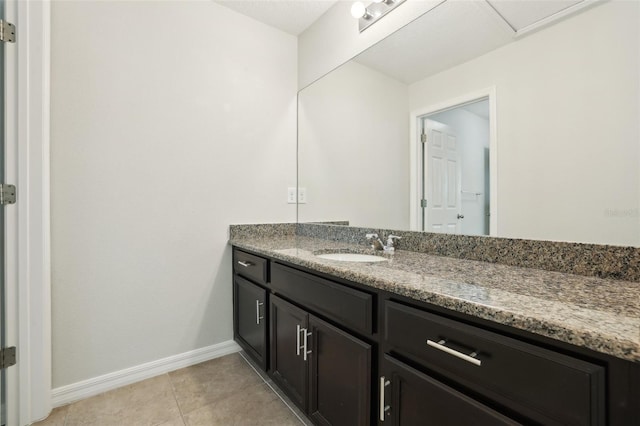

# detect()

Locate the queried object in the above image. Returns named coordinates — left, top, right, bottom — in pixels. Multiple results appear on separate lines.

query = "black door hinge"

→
left=0, top=20, right=16, bottom=43
left=0, top=347, right=16, bottom=369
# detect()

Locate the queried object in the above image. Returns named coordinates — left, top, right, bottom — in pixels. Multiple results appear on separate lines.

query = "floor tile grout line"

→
left=61, top=405, right=70, bottom=426
left=46, top=352, right=296, bottom=426
left=262, top=379, right=308, bottom=426
left=238, top=352, right=308, bottom=426
left=237, top=352, right=270, bottom=385
left=62, top=401, right=73, bottom=426
left=166, top=354, right=264, bottom=420
left=166, top=371, right=187, bottom=425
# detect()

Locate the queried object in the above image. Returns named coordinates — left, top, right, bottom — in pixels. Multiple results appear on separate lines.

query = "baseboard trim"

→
left=52, top=340, right=241, bottom=407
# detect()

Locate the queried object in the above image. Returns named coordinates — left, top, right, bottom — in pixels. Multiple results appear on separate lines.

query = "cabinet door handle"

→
left=237, top=261, right=252, bottom=267
left=379, top=376, right=391, bottom=421
left=255, top=300, right=264, bottom=325
left=426, top=339, right=482, bottom=366
left=296, top=325, right=302, bottom=356
left=302, top=328, right=312, bottom=361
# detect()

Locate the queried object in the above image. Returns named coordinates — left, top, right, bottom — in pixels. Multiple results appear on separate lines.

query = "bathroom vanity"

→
left=230, top=225, right=640, bottom=426
left=229, top=2, right=640, bottom=424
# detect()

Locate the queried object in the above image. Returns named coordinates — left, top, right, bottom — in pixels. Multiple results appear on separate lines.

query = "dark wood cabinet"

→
left=272, top=263, right=374, bottom=335
left=308, top=315, right=371, bottom=426
left=270, top=295, right=309, bottom=410
left=270, top=295, right=372, bottom=425
left=234, top=249, right=269, bottom=285
left=233, top=275, right=268, bottom=370
left=380, top=354, right=519, bottom=426
left=231, top=247, right=639, bottom=426
left=384, top=300, right=606, bottom=425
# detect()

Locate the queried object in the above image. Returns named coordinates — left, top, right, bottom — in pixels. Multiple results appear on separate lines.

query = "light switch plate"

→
left=287, top=187, right=296, bottom=204
left=298, top=188, right=307, bottom=204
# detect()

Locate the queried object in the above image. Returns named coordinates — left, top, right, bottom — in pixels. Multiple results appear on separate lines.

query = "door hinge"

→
left=0, top=20, right=16, bottom=43
left=0, top=347, right=16, bottom=369
left=421, top=199, right=427, bottom=208
left=420, top=133, right=427, bottom=144
left=0, top=184, right=16, bottom=205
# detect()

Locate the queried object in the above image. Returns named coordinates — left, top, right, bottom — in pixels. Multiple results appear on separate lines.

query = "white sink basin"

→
left=315, top=253, right=387, bottom=263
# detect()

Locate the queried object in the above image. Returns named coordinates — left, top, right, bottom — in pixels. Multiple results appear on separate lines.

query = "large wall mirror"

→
left=298, top=0, right=639, bottom=247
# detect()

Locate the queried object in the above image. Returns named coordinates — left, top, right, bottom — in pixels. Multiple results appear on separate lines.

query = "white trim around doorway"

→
left=5, top=0, right=51, bottom=424
left=409, top=87, right=498, bottom=236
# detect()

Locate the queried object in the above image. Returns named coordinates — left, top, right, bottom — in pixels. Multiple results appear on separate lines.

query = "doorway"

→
left=410, top=89, right=497, bottom=236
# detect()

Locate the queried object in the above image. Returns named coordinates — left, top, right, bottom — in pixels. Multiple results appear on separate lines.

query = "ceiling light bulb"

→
left=351, top=2, right=367, bottom=19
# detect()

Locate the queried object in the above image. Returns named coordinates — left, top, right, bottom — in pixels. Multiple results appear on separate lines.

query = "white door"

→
left=422, top=119, right=462, bottom=233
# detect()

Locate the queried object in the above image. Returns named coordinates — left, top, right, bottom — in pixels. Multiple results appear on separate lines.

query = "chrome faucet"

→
left=366, top=233, right=402, bottom=252
left=366, top=233, right=385, bottom=250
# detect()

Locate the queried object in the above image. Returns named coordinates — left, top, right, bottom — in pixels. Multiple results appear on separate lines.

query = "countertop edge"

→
left=230, top=239, right=640, bottom=363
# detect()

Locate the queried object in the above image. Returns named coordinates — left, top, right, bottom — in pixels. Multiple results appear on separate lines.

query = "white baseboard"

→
left=52, top=340, right=241, bottom=407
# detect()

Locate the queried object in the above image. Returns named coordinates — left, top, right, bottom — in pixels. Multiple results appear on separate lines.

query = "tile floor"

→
left=33, top=353, right=308, bottom=426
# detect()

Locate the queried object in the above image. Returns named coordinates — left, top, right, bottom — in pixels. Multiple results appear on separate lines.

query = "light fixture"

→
left=350, top=2, right=371, bottom=19
left=351, top=0, right=406, bottom=32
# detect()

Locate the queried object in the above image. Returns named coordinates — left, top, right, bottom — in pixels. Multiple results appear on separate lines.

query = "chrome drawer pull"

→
left=379, top=376, right=391, bottom=421
left=296, top=324, right=302, bottom=356
left=255, top=300, right=264, bottom=325
left=427, top=339, right=482, bottom=366
left=237, top=261, right=253, bottom=267
left=302, top=329, right=312, bottom=361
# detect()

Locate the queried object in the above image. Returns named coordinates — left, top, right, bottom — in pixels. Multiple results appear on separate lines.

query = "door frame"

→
left=409, top=87, right=498, bottom=236
left=4, top=0, right=51, bottom=424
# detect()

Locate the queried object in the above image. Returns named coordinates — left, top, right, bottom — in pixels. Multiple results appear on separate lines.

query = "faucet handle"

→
left=386, top=235, right=402, bottom=251
left=366, top=233, right=384, bottom=250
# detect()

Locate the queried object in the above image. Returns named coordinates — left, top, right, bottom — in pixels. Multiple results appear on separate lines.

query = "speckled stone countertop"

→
left=230, top=234, right=640, bottom=363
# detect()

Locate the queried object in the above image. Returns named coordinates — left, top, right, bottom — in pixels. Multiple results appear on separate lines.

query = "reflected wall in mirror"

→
left=298, top=0, right=640, bottom=246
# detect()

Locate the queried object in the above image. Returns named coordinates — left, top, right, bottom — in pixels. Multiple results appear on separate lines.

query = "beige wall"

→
left=51, top=0, right=297, bottom=387
left=409, top=0, right=639, bottom=245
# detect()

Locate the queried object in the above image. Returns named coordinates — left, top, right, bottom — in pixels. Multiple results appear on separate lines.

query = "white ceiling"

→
left=355, top=1, right=514, bottom=84
left=214, top=0, right=338, bottom=36
left=214, top=0, right=587, bottom=38
left=354, top=0, right=588, bottom=84
left=487, top=0, right=583, bottom=31
left=214, top=0, right=591, bottom=83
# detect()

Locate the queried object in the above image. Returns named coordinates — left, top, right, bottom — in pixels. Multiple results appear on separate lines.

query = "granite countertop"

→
left=230, top=235, right=640, bottom=363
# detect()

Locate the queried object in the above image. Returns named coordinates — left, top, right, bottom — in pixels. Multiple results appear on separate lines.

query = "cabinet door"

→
left=380, top=355, right=519, bottom=426
left=384, top=301, right=605, bottom=425
left=308, top=315, right=371, bottom=426
left=270, top=295, right=309, bottom=411
left=233, top=276, right=268, bottom=370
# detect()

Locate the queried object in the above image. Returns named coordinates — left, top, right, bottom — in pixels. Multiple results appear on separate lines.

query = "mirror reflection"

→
left=420, top=98, right=491, bottom=235
left=298, top=0, right=639, bottom=246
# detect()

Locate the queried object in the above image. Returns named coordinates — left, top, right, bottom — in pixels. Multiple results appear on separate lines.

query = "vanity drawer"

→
left=384, top=301, right=605, bottom=426
left=233, top=249, right=269, bottom=285
left=271, top=263, right=373, bottom=335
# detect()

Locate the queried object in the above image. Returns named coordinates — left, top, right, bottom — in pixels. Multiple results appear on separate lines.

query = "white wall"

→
left=409, top=0, right=639, bottom=246
left=298, top=61, right=409, bottom=229
left=428, top=107, right=489, bottom=236
left=50, top=0, right=297, bottom=387
left=298, top=0, right=443, bottom=89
